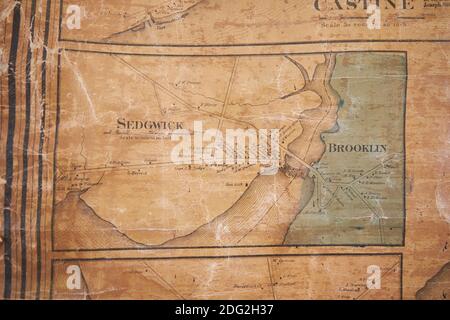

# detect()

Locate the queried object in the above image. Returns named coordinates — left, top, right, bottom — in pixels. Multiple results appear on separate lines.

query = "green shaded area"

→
left=285, top=52, right=406, bottom=245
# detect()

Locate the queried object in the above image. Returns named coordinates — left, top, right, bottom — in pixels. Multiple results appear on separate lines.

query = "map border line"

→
left=56, top=0, right=449, bottom=48
left=51, top=48, right=407, bottom=252
left=49, top=252, right=404, bottom=300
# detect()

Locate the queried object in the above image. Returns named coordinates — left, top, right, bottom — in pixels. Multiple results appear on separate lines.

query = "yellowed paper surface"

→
left=0, top=0, right=449, bottom=300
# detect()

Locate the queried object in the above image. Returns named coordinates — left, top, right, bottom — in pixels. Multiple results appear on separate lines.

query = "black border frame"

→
left=57, top=0, right=450, bottom=47
left=52, top=48, right=407, bottom=252
left=50, top=253, right=404, bottom=300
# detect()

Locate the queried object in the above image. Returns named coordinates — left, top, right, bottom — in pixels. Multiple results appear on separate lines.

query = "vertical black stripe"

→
left=36, top=0, right=52, bottom=300
left=51, top=50, right=61, bottom=254
left=3, top=2, right=21, bottom=300
left=402, top=52, right=407, bottom=247
left=21, top=0, right=37, bottom=299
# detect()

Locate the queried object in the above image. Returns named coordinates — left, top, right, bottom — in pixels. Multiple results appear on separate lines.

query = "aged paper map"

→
left=0, top=0, right=449, bottom=300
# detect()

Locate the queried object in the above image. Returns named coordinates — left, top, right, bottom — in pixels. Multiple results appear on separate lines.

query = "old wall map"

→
left=54, top=50, right=405, bottom=249
left=0, top=0, right=449, bottom=300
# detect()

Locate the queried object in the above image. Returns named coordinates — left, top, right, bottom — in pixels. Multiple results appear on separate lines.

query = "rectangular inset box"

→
left=53, top=49, right=406, bottom=250
left=51, top=253, right=402, bottom=299
left=58, top=0, right=450, bottom=46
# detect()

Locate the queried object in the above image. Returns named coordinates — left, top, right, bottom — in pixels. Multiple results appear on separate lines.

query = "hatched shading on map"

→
left=54, top=50, right=405, bottom=250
